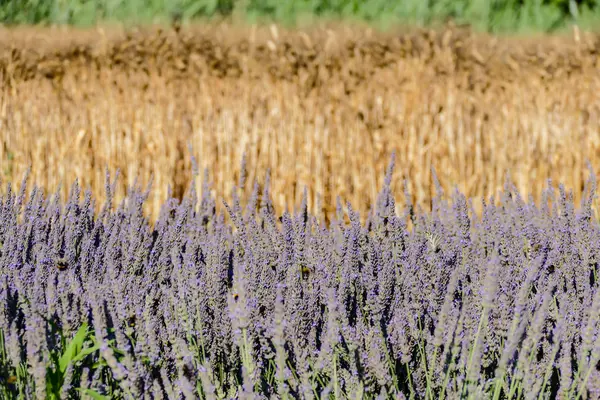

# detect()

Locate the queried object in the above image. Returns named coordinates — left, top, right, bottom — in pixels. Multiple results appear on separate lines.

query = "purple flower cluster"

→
left=2, top=157, right=600, bottom=399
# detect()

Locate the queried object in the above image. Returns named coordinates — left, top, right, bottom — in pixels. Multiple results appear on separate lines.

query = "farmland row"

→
left=1, top=24, right=599, bottom=220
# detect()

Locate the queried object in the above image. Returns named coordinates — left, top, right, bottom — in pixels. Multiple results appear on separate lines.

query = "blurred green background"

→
left=0, top=0, right=598, bottom=33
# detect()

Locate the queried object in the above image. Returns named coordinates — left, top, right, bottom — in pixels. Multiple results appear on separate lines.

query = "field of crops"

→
left=2, top=24, right=600, bottom=222
left=2, top=21, right=600, bottom=399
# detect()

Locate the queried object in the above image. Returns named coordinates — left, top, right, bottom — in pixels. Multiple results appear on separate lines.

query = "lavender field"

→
left=1, top=154, right=600, bottom=399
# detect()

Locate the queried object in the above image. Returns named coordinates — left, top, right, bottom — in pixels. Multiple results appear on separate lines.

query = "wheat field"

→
left=1, top=23, right=599, bottom=221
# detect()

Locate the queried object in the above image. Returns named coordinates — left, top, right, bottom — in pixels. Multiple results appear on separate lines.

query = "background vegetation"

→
left=1, top=25, right=599, bottom=223
left=0, top=0, right=599, bottom=33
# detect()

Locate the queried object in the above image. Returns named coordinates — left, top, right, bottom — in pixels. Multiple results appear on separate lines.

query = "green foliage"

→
left=0, top=0, right=599, bottom=32
left=0, top=323, right=120, bottom=400
left=78, top=388, right=112, bottom=400
left=46, top=323, right=100, bottom=400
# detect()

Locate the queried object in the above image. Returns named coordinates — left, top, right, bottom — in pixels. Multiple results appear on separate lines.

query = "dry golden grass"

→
left=1, top=23, right=600, bottom=221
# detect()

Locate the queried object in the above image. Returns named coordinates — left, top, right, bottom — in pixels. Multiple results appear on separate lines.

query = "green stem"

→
left=461, top=309, right=487, bottom=398
left=405, top=362, right=415, bottom=400
left=333, top=351, right=339, bottom=400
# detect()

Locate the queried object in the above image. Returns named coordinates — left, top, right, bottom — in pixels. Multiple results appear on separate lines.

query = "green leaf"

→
left=70, top=343, right=101, bottom=365
left=59, top=323, right=90, bottom=373
left=77, top=388, right=112, bottom=400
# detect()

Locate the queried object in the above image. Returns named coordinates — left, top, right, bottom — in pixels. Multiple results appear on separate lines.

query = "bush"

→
left=2, top=157, right=600, bottom=398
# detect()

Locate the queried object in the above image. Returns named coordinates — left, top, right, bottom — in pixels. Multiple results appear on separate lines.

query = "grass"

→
left=1, top=0, right=600, bottom=34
